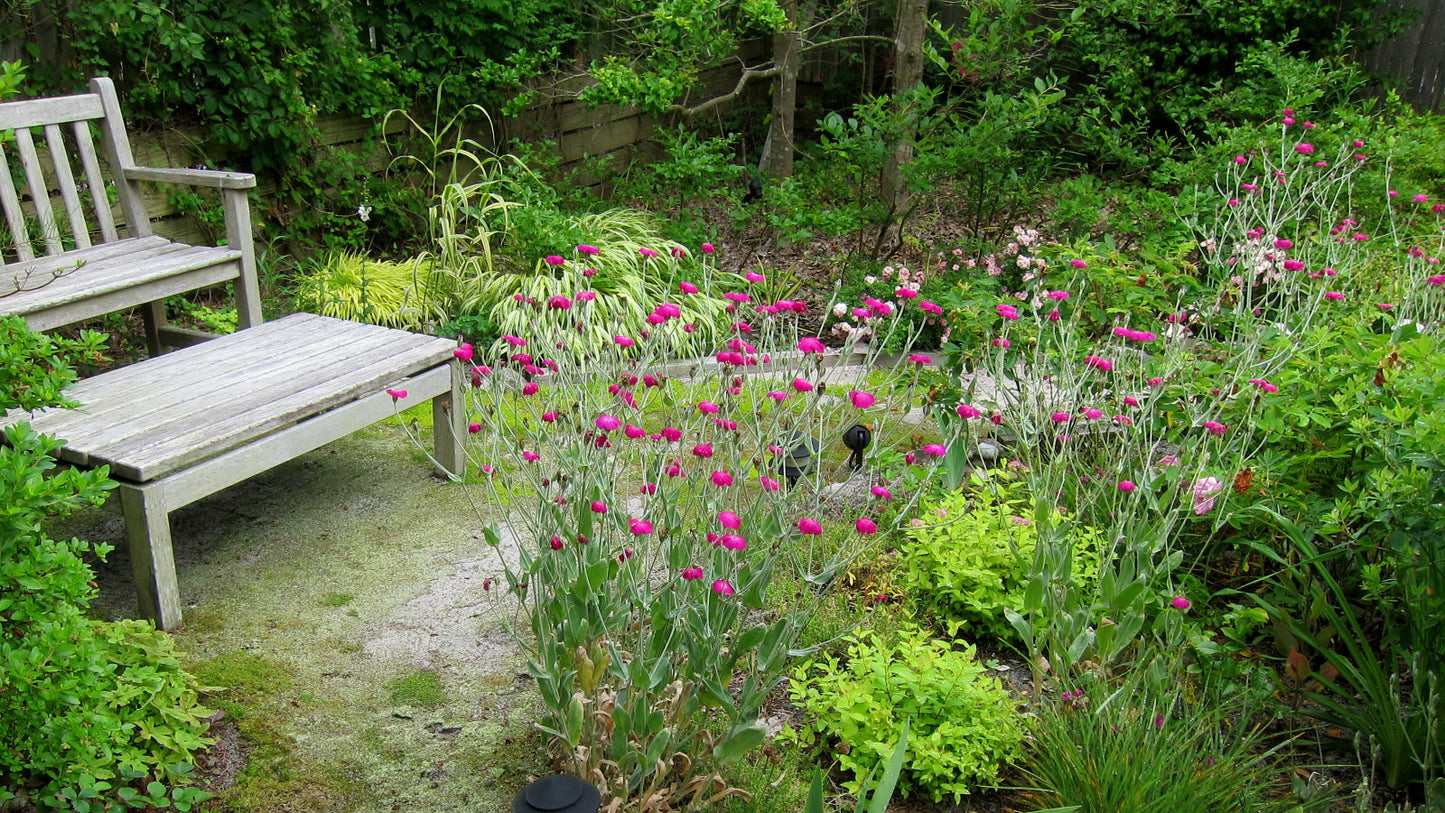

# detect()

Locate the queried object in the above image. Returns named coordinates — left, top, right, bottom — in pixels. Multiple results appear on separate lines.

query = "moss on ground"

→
left=55, top=424, right=549, bottom=812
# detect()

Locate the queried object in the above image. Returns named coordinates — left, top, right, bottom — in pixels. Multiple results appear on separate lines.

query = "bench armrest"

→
left=122, top=166, right=257, bottom=190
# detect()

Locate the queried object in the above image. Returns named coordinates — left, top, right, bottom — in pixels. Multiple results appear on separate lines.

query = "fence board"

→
left=1361, top=0, right=1445, bottom=112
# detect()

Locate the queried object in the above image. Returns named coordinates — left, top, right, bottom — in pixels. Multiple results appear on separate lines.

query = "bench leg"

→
left=140, top=301, right=168, bottom=356
left=431, top=360, right=466, bottom=480
left=119, top=482, right=184, bottom=631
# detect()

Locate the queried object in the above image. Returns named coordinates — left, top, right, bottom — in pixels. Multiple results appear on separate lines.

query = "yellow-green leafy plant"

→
left=790, top=625, right=1023, bottom=803
left=293, top=251, right=435, bottom=329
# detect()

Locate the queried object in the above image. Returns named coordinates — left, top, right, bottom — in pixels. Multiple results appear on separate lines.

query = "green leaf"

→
left=712, top=722, right=765, bottom=765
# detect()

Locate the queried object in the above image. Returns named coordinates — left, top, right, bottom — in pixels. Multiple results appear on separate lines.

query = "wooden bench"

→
left=1, top=313, right=466, bottom=631
left=0, top=77, right=261, bottom=354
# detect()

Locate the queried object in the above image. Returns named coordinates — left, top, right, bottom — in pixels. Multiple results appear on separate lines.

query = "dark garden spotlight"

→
left=512, top=774, right=600, bottom=813
left=841, top=423, right=872, bottom=470
left=778, top=431, right=821, bottom=489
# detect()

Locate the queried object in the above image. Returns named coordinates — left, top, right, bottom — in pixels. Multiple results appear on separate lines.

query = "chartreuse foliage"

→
left=790, top=626, right=1022, bottom=803
left=0, top=316, right=213, bottom=811
left=898, top=469, right=1102, bottom=640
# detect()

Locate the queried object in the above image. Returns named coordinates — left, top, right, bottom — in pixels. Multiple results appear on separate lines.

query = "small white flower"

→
left=832, top=302, right=849, bottom=317
left=357, top=204, right=373, bottom=222
left=864, top=275, right=878, bottom=285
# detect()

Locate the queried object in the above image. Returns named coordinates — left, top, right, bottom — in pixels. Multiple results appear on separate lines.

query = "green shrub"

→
left=0, top=317, right=213, bottom=811
left=790, top=625, right=1023, bottom=803
left=897, top=470, right=1102, bottom=640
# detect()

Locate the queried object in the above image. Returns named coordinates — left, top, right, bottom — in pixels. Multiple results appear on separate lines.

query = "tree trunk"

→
left=759, top=0, right=799, bottom=180
left=880, top=0, right=928, bottom=214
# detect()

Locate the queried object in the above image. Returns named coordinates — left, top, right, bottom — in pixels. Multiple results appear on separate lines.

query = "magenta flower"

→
left=576, top=243, right=599, bottom=255
left=596, top=414, right=622, bottom=431
left=454, top=343, right=474, bottom=361
left=1192, top=477, right=1223, bottom=515
left=993, top=337, right=1011, bottom=347
left=550, top=536, right=564, bottom=550
left=541, top=411, right=558, bottom=423
left=759, top=476, right=781, bottom=491
left=682, top=567, right=704, bottom=580
left=671, top=247, right=687, bottom=258
left=660, top=426, right=682, bottom=442
left=385, top=388, right=408, bottom=399
left=664, top=461, right=685, bottom=478
left=1084, top=355, right=1113, bottom=372
left=1202, top=420, right=1227, bottom=436
left=921, top=443, right=946, bottom=456
left=1430, top=275, right=1445, bottom=286
left=522, top=450, right=540, bottom=462
left=798, top=337, right=826, bottom=354
left=576, top=290, right=596, bottom=302
left=544, top=255, right=566, bottom=266
left=710, top=470, right=734, bottom=487
left=625, top=424, right=646, bottom=439
left=697, top=400, right=720, bottom=414
left=1118, top=480, right=1136, bottom=492
left=1147, top=377, right=1164, bottom=387
left=720, top=533, right=747, bottom=551
left=907, top=354, right=932, bottom=365
left=1051, top=412, right=1070, bottom=423
left=629, top=519, right=654, bottom=535
left=746, top=271, right=766, bottom=283
left=548, top=294, right=572, bottom=310
left=919, top=300, right=943, bottom=315
left=640, top=482, right=656, bottom=495
left=996, top=304, right=1020, bottom=320
left=1082, top=408, right=1103, bottom=420
left=639, top=248, right=659, bottom=258
left=614, top=336, right=635, bottom=347
left=701, top=242, right=715, bottom=254
left=956, top=403, right=981, bottom=419
left=693, top=443, right=714, bottom=458
left=855, top=517, right=878, bottom=535
left=849, top=390, right=876, bottom=409
left=1070, top=259, right=1088, bottom=269
left=1047, top=290, right=1070, bottom=300
left=718, top=511, right=742, bottom=530
left=468, top=422, right=482, bottom=434
left=591, top=500, right=607, bottom=514
left=1295, top=143, right=1315, bottom=154
left=896, top=287, right=919, bottom=299
left=1171, top=596, right=1191, bottom=610
left=712, top=579, right=735, bottom=596
left=792, top=378, right=814, bottom=392
left=798, top=517, right=823, bottom=535
left=522, top=382, right=539, bottom=396
left=678, top=281, right=699, bottom=295
left=1324, top=291, right=1344, bottom=301
left=871, top=485, right=892, bottom=500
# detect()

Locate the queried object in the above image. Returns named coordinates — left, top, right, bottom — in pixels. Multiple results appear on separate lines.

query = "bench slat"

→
left=1, top=314, right=458, bottom=482
left=14, top=127, right=63, bottom=256
left=0, top=141, right=35, bottom=261
left=73, top=121, right=118, bottom=243
left=0, top=240, right=238, bottom=317
left=52, top=322, right=415, bottom=450
left=0, top=92, right=104, bottom=131
left=109, top=343, right=453, bottom=481
left=45, top=123, right=91, bottom=250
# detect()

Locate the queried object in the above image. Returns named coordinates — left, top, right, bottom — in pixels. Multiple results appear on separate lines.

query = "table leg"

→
left=119, top=482, right=183, bottom=630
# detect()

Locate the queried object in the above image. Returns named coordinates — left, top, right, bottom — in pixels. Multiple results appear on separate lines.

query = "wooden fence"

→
left=1360, top=0, right=1445, bottom=112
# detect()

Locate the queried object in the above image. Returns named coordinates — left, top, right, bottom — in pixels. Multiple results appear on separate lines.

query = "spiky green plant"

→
left=293, top=251, right=434, bottom=329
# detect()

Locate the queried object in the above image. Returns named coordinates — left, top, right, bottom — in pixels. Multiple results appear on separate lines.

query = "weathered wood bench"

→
left=1, top=313, right=466, bottom=630
left=0, top=77, right=260, bottom=353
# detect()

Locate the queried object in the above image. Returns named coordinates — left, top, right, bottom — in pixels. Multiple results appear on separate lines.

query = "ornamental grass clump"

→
left=442, top=244, right=956, bottom=810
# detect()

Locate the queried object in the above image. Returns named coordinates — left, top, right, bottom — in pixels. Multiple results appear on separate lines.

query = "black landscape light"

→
left=778, top=431, right=821, bottom=488
left=841, top=423, right=872, bottom=470
left=512, top=774, right=600, bottom=813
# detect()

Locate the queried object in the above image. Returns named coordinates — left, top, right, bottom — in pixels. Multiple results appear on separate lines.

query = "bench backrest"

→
left=0, top=77, right=148, bottom=264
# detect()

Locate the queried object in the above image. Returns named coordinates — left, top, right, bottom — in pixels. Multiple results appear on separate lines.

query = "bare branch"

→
left=669, top=63, right=783, bottom=118
left=800, top=34, right=894, bottom=52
